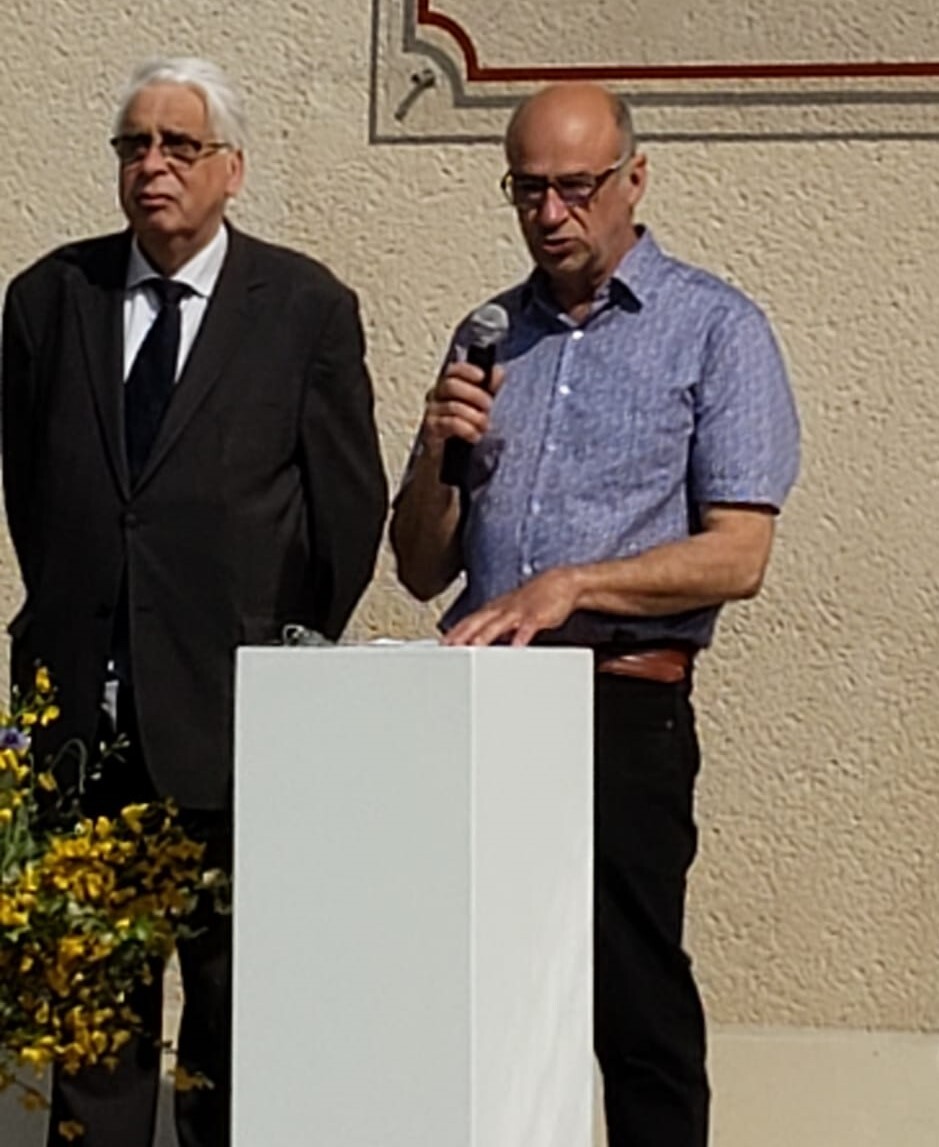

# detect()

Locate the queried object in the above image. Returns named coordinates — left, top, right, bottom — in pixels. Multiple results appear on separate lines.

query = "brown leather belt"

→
left=594, top=646, right=693, bottom=684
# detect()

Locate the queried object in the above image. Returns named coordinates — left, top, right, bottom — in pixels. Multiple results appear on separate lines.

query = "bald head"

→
left=499, top=82, right=646, bottom=314
left=505, top=84, right=634, bottom=167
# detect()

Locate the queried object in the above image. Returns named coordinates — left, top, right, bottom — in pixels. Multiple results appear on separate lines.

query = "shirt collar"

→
left=520, top=225, right=659, bottom=321
left=125, top=223, right=229, bottom=298
left=609, top=225, right=661, bottom=307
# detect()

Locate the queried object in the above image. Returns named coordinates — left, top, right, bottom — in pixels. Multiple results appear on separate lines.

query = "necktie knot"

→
left=147, top=278, right=191, bottom=309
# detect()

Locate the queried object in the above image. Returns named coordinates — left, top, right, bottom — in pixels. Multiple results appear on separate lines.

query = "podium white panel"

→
left=233, top=646, right=593, bottom=1147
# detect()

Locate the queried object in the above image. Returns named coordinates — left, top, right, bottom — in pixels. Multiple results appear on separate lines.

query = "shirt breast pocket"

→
left=616, top=388, right=695, bottom=484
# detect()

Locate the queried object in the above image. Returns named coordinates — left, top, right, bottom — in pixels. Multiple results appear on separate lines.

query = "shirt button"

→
left=545, top=441, right=557, bottom=453
left=571, top=329, right=584, bottom=341
left=558, top=384, right=571, bottom=396
left=531, top=500, right=541, bottom=515
left=522, top=562, right=534, bottom=577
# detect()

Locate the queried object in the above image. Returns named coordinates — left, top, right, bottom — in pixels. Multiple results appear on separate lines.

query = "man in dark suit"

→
left=1, top=57, right=387, bottom=1147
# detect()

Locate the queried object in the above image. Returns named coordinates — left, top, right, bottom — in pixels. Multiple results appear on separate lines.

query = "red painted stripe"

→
left=416, top=0, right=939, bottom=81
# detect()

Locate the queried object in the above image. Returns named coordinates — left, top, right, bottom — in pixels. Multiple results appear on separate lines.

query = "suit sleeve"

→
left=299, top=285, right=388, bottom=639
left=1, top=283, right=38, bottom=590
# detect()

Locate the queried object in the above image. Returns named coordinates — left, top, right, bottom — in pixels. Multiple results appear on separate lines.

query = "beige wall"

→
left=1, top=3, right=937, bottom=1033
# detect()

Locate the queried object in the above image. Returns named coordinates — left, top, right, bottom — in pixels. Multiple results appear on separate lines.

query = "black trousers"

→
left=46, top=692, right=232, bottom=1147
left=594, top=673, right=710, bottom=1147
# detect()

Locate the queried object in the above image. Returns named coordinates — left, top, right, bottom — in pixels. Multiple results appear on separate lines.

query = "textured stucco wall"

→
left=0, top=2, right=937, bottom=1032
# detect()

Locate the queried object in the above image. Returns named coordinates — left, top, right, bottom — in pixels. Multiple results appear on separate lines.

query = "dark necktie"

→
left=124, top=278, right=191, bottom=483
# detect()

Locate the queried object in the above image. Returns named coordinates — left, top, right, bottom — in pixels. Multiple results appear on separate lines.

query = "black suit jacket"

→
left=1, top=225, right=387, bottom=808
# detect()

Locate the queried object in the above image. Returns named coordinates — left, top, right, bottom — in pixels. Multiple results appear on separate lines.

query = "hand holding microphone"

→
left=430, top=304, right=509, bottom=487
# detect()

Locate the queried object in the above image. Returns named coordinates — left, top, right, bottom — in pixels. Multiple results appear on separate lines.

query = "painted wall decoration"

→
left=371, top=0, right=939, bottom=140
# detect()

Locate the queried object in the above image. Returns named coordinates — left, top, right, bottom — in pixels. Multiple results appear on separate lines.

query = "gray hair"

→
left=113, top=57, right=248, bottom=150
left=610, top=94, right=636, bottom=157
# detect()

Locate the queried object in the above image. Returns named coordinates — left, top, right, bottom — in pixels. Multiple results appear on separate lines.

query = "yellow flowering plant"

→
left=0, top=667, right=224, bottom=1138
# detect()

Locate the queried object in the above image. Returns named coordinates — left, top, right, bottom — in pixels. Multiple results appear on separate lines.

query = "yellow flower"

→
left=172, top=1064, right=211, bottom=1092
left=58, top=936, right=90, bottom=962
left=120, top=804, right=149, bottom=834
left=61, top=1043, right=85, bottom=1075
left=0, top=896, right=29, bottom=927
left=40, top=705, right=60, bottom=726
left=46, top=967, right=71, bottom=996
left=0, top=692, right=213, bottom=1095
left=21, top=1086, right=47, bottom=1110
left=0, top=748, right=19, bottom=772
left=57, top=1122, right=85, bottom=1143
left=19, top=1046, right=52, bottom=1072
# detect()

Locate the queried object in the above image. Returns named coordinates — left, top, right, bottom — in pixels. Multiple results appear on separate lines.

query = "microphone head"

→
left=466, top=303, right=510, bottom=348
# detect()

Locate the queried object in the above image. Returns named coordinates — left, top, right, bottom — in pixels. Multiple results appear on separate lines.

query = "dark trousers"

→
left=46, top=692, right=232, bottom=1147
left=594, top=673, right=710, bottom=1147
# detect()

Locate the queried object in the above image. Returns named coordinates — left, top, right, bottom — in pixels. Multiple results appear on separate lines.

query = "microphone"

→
left=440, top=303, right=510, bottom=487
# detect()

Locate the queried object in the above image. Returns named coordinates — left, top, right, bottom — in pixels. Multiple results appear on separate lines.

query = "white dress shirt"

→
left=123, top=224, right=229, bottom=381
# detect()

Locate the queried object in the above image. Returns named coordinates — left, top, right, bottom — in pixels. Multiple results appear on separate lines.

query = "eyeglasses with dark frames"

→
left=110, top=131, right=231, bottom=168
left=500, top=155, right=631, bottom=210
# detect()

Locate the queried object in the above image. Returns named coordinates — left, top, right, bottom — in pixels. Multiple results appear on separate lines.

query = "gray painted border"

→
left=369, top=0, right=939, bottom=143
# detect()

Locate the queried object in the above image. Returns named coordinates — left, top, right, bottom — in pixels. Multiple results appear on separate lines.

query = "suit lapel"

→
left=74, top=232, right=131, bottom=498
left=134, top=226, right=256, bottom=490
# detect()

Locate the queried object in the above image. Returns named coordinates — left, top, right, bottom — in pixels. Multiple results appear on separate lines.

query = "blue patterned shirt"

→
left=439, top=228, right=800, bottom=649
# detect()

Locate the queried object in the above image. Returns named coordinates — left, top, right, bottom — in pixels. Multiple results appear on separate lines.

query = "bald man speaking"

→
left=391, top=84, right=799, bottom=1147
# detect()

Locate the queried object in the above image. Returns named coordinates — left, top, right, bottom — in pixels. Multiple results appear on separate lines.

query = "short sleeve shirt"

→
left=439, top=228, right=801, bottom=648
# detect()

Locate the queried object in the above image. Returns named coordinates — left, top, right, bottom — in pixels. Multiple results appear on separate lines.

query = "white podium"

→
left=232, top=646, right=593, bottom=1147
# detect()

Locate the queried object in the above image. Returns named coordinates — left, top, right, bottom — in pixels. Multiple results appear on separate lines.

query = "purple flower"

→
left=0, top=727, right=30, bottom=752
